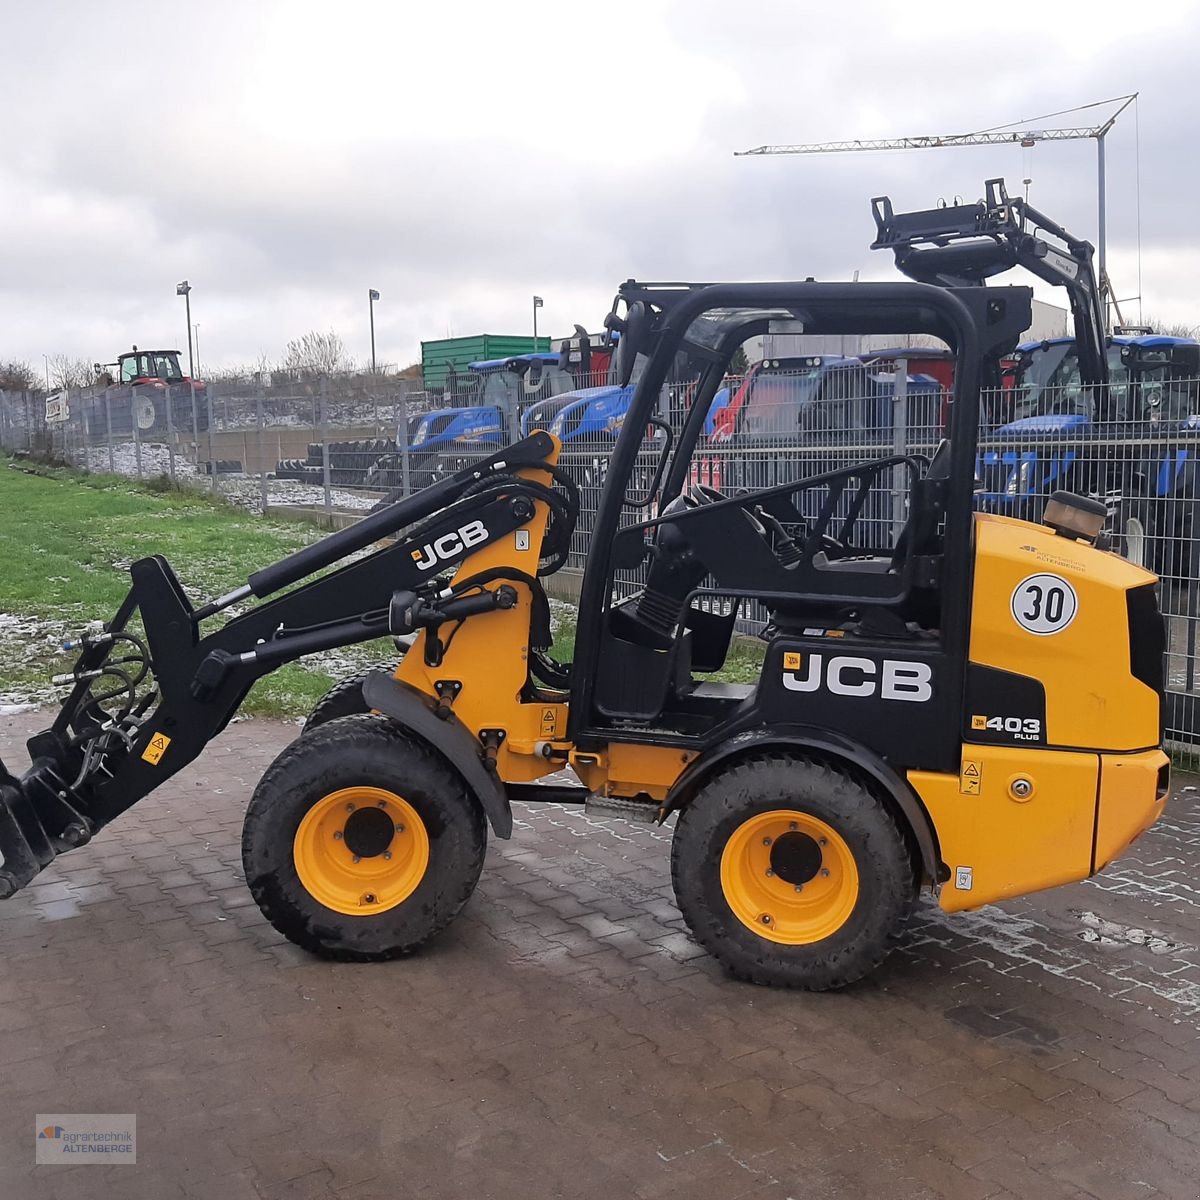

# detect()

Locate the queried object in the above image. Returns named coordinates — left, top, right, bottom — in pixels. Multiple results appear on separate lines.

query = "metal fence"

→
left=4, top=361, right=1200, bottom=747
left=0, top=377, right=435, bottom=515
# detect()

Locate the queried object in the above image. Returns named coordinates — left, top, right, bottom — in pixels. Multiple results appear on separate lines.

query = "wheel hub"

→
left=342, top=806, right=395, bottom=859
left=768, top=831, right=823, bottom=886
left=719, top=809, right=860, bottom=945
left=293, top=786, right=429, bottom=916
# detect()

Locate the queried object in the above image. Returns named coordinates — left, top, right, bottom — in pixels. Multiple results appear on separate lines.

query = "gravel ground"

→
left=75, top=442, right=381, bottom=513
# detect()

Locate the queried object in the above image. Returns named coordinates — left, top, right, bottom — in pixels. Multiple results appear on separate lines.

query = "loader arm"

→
left=0, top=432, right=573, bottom=898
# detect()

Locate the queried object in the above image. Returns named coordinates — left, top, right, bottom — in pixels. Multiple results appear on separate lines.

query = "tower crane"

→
left=736, top=95, right=1139, bottom=325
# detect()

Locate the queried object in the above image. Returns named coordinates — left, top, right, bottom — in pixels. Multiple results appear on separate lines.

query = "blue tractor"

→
left=981, top=332, right=1200, bottom=573
left=371, top=343, right=594, bottom=493
left=872, top=177, right=1200, bottom=576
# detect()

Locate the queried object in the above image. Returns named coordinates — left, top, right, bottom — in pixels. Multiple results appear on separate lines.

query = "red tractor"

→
left=87, top=346, right=208, bottom=437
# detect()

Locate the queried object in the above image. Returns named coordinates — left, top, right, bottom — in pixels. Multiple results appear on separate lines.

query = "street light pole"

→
left=532, top=294, right=543, bottom=350
left=176, top=281, right=195, bottom=378
left=368, top=289, right=380, bottom=374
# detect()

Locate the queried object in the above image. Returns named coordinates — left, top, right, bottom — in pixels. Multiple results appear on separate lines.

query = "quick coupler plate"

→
left=0, top=770, right=92, bottom=899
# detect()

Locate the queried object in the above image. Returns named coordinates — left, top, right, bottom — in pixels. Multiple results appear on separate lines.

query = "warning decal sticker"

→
left=141, top=733, right=171, bottom=766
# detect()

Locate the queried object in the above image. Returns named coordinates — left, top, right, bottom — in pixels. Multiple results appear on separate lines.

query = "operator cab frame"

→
left=568, top=280, right=1033, bottom=775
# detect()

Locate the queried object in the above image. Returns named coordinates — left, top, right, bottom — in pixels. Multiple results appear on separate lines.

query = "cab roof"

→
left=468, top=352, right=561, bottom=371
left=1016, top=334, right=1197, bottom=353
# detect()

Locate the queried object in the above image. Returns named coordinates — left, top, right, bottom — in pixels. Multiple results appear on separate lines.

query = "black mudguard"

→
left=361, top=672, right=513, bottom=839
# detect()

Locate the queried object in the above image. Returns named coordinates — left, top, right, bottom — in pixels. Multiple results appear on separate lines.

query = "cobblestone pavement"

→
left=1, top=709, right=1198, bottom=1199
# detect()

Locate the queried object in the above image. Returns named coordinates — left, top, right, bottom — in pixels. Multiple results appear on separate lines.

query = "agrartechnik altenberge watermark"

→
left=36, top=1115, right=136, bottom=1164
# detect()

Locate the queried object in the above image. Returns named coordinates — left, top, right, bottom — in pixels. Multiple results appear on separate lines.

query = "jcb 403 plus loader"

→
left=0, top=281, right=1169, bottom=989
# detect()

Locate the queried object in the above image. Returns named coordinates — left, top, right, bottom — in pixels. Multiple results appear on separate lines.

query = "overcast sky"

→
left=3, top=0, right=1197, bottom=373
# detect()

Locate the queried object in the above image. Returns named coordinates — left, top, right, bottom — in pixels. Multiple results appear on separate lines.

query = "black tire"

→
left=302, top=657, right=405, bottom=735
left=242, top=714, right=486, bottom=961
left=671, top=755, right=914, bottom=990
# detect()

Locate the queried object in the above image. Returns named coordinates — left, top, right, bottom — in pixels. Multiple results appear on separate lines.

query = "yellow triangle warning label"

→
left=540, top=707, right=559, bottom=736
left=959, top=758, right=982, bottom=795
left=141, top=732, right=171, bottom=766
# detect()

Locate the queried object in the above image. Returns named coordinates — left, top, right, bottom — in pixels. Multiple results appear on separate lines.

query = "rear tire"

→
left=671, top=756, right=913, bottom=990
left=302, top=657, right=406, bottom=735
left=243, top=714, right=486, bottom=961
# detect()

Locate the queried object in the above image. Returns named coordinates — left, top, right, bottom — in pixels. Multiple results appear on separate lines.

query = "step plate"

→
left=583, top=795, right=661, bottom=825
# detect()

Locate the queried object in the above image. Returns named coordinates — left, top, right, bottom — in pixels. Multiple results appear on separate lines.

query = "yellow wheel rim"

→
left=293, top=786, right=429, bottom=917
left=720, top=809, right=859, bottom=945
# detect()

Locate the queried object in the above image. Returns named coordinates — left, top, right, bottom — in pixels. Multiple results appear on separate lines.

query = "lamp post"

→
left=368, top=289, right=380, bottom=374
left=176, top=281, right=194, bottom=378
left=532, top=295, right=543, bottom=350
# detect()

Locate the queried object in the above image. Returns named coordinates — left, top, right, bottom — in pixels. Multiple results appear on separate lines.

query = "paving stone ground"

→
left=1, top=708, right=1199, bottom=1199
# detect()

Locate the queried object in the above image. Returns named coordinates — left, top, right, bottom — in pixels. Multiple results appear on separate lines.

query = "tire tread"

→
left=670, top=753, right=913, bottom=991
left=243, top=713, right=485, bottom=961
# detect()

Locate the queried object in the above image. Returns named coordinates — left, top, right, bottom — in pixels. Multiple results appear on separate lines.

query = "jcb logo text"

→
left=782, top=653, right=932, bottom=703
left=411, top=520, right=488, bottom=571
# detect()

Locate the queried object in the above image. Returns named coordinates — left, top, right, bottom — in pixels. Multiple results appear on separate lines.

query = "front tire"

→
left=302, top=656, right=406, bottom=735
left=671, top=756, right=913, bottom=990
left=242, top=715, right=486, bottom=960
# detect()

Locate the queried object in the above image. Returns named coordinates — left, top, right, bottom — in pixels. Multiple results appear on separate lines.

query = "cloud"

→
left=2, top=0, right=1197, bottom=370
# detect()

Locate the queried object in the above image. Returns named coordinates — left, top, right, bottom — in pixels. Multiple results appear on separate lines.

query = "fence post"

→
left=189, top=378, right=200, bottom=482
left=67, top=387, right=76, bottom=467
left=104, top=391, right=115, bottom=472
left=165, top=384, right=177, bottom=481
left=132, top=385, right=144, bottom=478
left=71, top=388, right=81, bottom=467
left=891, top=359, right=908, bottom=542
left=398, top=385, right=411, bottom=498
left=208, top=388, right=217, bottom=493
left=256, top=387, right=268, bottom=513
left=320, top=377, right=332, bottom=513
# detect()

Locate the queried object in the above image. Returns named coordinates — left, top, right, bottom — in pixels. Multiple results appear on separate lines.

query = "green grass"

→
left=0, top=458, right=397, bottom=718
left=0, top=457, right=764, bottom=719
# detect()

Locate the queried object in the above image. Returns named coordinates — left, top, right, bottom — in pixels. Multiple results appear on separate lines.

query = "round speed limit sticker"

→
left=1011, top=573, right=1078, bottom=635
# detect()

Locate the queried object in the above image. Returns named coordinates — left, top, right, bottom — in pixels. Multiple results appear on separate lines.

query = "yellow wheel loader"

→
left=0, top=279, right=1169, bottom=989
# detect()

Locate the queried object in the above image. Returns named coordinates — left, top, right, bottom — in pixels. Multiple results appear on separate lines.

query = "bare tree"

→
left=0, top=360, right=38, bottom=390
left=1139, top=315, right=1200, bottom=340
left=283, top=330, right=352, bottom=377
left=45, top=354, right=96, bottom=389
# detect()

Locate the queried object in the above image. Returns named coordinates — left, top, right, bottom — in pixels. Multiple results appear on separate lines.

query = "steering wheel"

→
left=684, top=482, right=727, bottom=509
left=683, top=483, right=844, bottom=559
